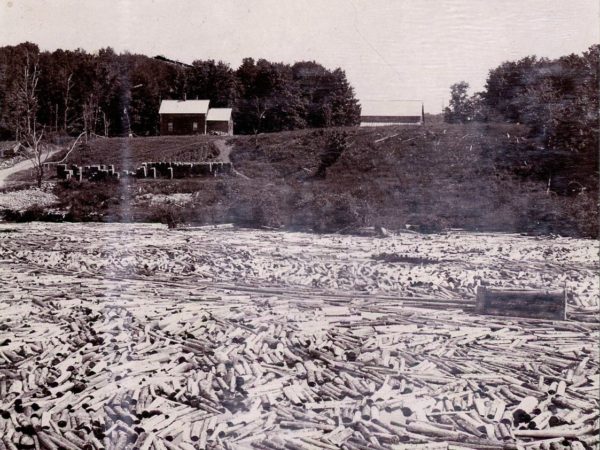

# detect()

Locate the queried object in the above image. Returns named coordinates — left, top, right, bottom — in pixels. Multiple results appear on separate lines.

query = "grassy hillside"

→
left=225, top=123, right=597, bottom=236
left=19, top=122, right=598, bottom=237
left=50, top=135, right=221, bottom=170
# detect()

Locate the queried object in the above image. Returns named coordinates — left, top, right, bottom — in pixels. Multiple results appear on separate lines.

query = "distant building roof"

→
left=207, top=108, right=233, bottom=121
left=159, top=100, right=210, bottom=115
left=153, top=56, right=193, bottom=68
left=361, top=117, right=422, bottom=125
left=360, top=100, right=423, bottom=126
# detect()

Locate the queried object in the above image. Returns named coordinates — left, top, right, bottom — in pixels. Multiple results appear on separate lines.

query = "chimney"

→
left=183, top=93, right=187, bottom=101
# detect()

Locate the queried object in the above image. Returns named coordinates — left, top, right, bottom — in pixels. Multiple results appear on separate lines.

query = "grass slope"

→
left=52, top=135, right=221, bottom=170
left=226, top=123, right=597, bottom=236
left=30, top=123, right=599, bottom=237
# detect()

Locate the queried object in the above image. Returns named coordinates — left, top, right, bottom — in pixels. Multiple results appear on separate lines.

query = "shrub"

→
left=315, top=131, right=351, bottom=178
left=310, top=192, right=368, bottom=232
left=3, top=205, right=64, bottom=222
left=564, top=191, right=598, bottom=238
left=226, top=188, right=284, bottom=229
left=57, top=180, right=119, bottom=221
left=148, top=204, right=184, bottom=229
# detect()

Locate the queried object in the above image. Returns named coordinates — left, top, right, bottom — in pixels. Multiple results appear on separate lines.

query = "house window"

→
left=167, top=122, right=173, bottom=132
left=192, top=122, right=198, bottom=132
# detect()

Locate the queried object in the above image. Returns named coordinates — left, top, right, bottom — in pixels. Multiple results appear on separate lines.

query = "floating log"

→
left=0, top=224, right=597, bottom=449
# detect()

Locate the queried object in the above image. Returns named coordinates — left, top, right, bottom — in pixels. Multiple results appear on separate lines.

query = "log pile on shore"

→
left=0, top=223, right=598, bottom=449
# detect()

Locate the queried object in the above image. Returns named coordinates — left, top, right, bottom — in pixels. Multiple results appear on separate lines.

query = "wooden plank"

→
left=476, top=286, right=566, bottom=320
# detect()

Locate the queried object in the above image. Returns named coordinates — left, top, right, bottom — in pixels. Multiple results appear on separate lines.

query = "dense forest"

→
left=0, top=42, right=361, bottom=138
left=444, top=45, right=599, bottom=194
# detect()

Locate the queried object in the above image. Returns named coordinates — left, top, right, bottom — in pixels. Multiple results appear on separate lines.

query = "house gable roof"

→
left=207, top=108, right=233, bottom=121
left=159, top=100, right=210, bottom=115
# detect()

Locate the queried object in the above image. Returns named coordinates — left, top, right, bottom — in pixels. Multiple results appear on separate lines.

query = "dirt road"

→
left=214, top=138, right=250, bottom=178
left=213, top=139, right=232, bottom=163
left=0, top=149, right=61, bottom=188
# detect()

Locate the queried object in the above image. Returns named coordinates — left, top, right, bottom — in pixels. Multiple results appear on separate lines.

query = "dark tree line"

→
left=0, top=42, right=361, bottom=139
left=444, top=45, right=599, bottom=192
left=444, top=45, right=598, bottom=153
left=482, top=48, right=598, bottom=155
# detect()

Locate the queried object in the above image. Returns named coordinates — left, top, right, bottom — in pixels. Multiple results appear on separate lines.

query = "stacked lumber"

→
left=0, top=253, right=598, bottom=449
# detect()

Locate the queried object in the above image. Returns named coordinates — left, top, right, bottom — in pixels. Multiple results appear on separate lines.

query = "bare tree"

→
left=101, top=109, right=111, bottom=137
left=21, top=128, right=52, bottom=188
left=11, top=53, right=51, bottom=187
left=82, top=95, right=101, bottom=140
left=17, top=129, right=85, bottom=187
left=10, top=53, right=40, bottom=140
left=253, top=96, right=268, bottom=146
left=11, top=53, right=87, bottom=187
left=63, top=73, right=73, bottom=133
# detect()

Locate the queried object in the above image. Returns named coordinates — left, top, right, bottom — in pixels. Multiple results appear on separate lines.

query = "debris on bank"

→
left=0, top=188, right=58, bottom=211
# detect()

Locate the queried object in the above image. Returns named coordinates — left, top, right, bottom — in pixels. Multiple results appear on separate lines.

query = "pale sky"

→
left=1, top=0, right=598, bottom=112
